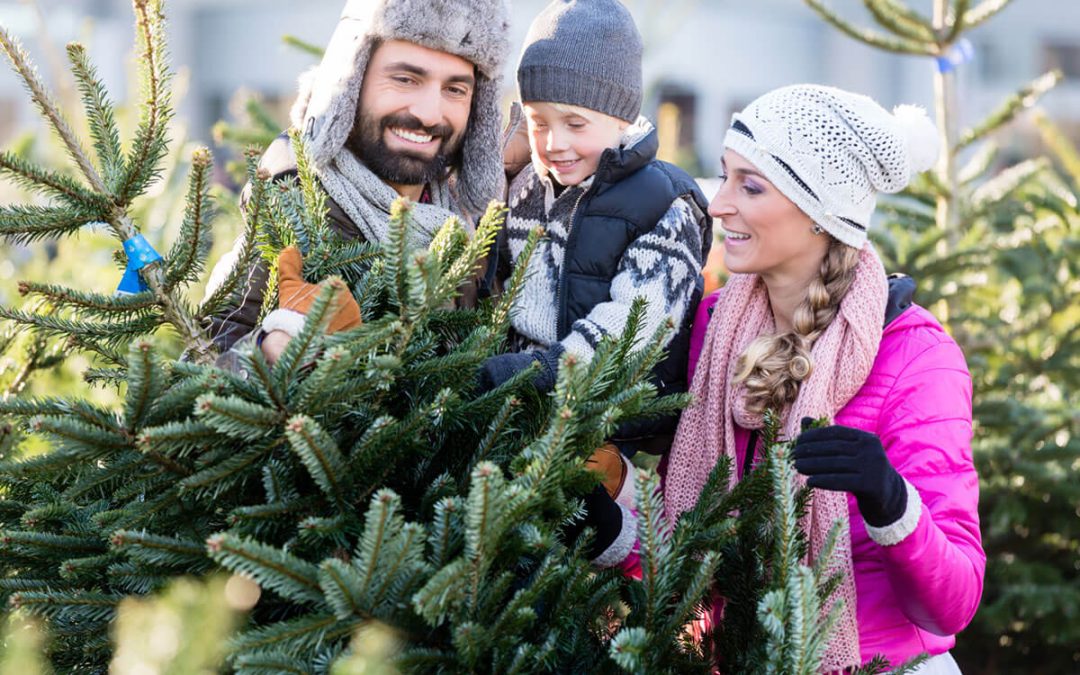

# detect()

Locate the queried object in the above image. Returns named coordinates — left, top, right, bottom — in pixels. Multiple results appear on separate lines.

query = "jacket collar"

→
left=884, top=274, right=915, bottom=328
left=531, top=116, right=658, bottom=202
left=593, top=117, right=659, bottom=186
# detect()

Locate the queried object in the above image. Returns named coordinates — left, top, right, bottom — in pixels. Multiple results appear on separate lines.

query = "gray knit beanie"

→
left=290, top=0, right=511, bottom=216
left=517, top=0, right=643, bottom=123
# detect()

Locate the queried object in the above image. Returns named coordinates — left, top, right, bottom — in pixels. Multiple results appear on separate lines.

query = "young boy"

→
left=477, top=0, right=712, bottom=564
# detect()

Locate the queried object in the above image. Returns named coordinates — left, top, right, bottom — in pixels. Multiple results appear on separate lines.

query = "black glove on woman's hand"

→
left=476, top=345, right=563, bottom=394
left=560, top=484, right=624, bottom=561
left=792, top=420, right=908, bottom=527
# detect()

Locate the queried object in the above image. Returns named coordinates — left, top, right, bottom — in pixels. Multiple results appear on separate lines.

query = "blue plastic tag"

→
left=936, top=39, right=975, bottom=74
left=116, top=266, right=148, bottom=295
left=115, top=234, right=162, bottom=295
left=122, top=233, right=163, bottom=270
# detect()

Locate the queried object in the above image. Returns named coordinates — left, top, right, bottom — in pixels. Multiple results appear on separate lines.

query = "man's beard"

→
left=347, top=110, right=464, bottom=186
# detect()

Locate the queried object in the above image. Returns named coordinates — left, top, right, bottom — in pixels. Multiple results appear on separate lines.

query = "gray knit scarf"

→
left=316, top=147, right=468, bottom=249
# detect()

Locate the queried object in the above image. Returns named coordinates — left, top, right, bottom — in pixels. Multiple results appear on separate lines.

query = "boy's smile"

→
left=523, top=102, right=629, bottom=187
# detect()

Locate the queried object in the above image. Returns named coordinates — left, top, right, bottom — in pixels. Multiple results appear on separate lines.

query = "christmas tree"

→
left=802, top=1, right=1080, bottom=672
left=0, top=1, right=912, bottom=672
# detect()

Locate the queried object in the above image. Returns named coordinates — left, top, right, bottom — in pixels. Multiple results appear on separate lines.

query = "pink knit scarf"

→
left=665, top=245, right=887, bottom=672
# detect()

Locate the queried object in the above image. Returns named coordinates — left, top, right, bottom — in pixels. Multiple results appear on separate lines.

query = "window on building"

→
left=976, top=40, right=1004, bottom=82
left=1042, top=41, right=1080, bottom=79
left=654, top=83, right=701, bottom=176
left=0, top=99, right=17, bottom=145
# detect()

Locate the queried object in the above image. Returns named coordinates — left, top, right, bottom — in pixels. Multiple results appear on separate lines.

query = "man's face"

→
left=348, top=39, right=476, bottom=188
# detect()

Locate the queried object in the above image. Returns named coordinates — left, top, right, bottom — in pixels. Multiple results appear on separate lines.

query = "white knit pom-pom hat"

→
left=723, top=84, right=939, bottom=248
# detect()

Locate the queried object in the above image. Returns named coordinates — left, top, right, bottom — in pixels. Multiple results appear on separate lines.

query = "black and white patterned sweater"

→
left=505, top=118, right=706, bottom=365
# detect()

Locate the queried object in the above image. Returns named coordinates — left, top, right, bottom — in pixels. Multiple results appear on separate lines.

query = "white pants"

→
left=909, top=652, right=962, bottom=675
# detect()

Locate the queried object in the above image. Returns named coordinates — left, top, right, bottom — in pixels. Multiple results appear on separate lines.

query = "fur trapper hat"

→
left=290, top=0, right=511, bottom=215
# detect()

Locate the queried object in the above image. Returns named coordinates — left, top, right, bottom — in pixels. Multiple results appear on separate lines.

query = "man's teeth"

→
left=723, top=228, right=750, bottom=240
left=392, top=128, right=433, bottom=143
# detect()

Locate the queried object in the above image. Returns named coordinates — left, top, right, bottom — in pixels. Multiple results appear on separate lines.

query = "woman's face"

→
left=708, top=149, right=829, bottom=285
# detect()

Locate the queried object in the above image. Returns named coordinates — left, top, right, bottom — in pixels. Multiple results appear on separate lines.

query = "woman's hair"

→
left=734, top=237, right=861, bottom=415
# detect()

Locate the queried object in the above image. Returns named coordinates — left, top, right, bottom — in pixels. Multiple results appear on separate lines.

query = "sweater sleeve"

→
left=204, top=218, right=270, bottom=353
left=561, top=196, right=705, bottom=361
left=870, top=338, right=985, bottom=637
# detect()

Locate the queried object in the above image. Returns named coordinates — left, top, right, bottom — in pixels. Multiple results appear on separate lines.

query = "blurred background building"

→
left=1, top=0, right=1078, bottom=177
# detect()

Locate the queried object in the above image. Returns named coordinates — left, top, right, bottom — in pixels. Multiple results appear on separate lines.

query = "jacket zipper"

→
left=742, top=429, right=759, bottom=479
left=555, top=185, right=592, bottom=337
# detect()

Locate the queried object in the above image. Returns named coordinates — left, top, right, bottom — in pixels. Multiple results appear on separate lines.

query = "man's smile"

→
left=389, top=127, right=437, bottom=146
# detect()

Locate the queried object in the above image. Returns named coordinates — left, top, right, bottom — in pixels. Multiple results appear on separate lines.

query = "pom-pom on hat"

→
left=723, top=84, right=939, bottom=248
left=290, top=0, right=511, bottom=215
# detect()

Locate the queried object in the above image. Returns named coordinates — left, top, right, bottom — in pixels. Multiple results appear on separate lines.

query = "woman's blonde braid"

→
left=734, top=238, right=862, bottom=415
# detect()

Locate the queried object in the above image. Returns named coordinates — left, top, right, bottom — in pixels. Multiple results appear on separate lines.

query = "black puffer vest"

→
left=490, top=129, right=713, bottom=454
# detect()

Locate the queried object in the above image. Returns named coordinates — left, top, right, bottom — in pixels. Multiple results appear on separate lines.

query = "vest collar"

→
left=594, top=117, right=659, bottom=185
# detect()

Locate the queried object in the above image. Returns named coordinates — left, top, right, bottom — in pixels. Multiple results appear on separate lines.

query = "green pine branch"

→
left=195, top=394, right=282, bottom=442
left=9, top=589, right=119, bottom=624
left=123, top=340, right=170, bottom=431
left=957, top=70, right=1062, bottom=150
left=285, top=414, right=349, bottom=509
left=802, top=0, right=935, bottom=54
left=66, top=43, right=125, bottom=186
left=206, top=533, right=326, bottom=607
left=270, top=284, right=338, bottom=393
left=0, top=203, right=103, bottom=245
left=484, top=226, right=542, bottom=351
left=0, top=150, right=109, bottom=210
left=0, top=26, right=102, bottom=196
left=863, top=0, right=936, bottom=42
left=281, top=34, right=325, bottom=59
left=197, top=161, right=268, bottom=319
left=16, top=280, right=157, bottom=315
left=110, top=530, right=213, bottom=571
left=165, top=147, right=215, bottom=288
left=962, top=0, right=1015, bottom=31
left=178, top=446, right=271, bottom=500
left=113, top=0, right=173, bottom=205
left=0, top=305, right=162, bottom=348
left=941, top=0, right=971, bottom=45
left=289, top=128, right=330, bottom=250
left=228, top=612, right=356, bottom=659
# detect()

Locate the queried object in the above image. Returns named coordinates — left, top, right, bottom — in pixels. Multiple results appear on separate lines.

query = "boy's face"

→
left=523, top=102, right=628, bottom=187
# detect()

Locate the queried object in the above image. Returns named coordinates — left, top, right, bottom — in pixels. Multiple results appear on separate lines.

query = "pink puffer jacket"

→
left=685, top=291, right=986, bottom=667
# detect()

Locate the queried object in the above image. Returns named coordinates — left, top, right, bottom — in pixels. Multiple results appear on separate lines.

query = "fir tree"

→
left=0, top=2, right=889, bottom=673
left=802, top=1, right=1080, bottom=672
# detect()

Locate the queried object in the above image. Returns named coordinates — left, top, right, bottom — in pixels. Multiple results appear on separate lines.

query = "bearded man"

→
left=206, top=0, right=510, bottom=361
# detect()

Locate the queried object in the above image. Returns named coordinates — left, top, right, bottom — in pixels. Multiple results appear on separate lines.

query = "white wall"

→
left=0, top=0, right=1077, bottom=173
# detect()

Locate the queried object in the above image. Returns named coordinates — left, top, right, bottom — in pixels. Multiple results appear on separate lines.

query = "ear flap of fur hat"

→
left=456, top=72, right=505, bottom=216
left=289, top=0, right=511, bottom=215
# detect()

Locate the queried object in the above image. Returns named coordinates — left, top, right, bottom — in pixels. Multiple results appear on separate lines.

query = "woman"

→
left=608, top=84, right=985, bottom=673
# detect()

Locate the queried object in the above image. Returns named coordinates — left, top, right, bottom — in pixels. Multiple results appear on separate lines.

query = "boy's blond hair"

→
left=542, top=102, right=631, bottom=144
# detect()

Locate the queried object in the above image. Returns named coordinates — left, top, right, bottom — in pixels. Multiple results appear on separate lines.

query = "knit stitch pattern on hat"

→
left=723, top=84, right=937, bottom=248
left=664, top=245, right=889, bottom=671
left=517, top=0, right=644, bottom=123
left=290, top=0, right=511, bottom=216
